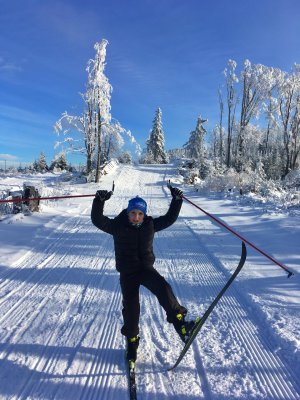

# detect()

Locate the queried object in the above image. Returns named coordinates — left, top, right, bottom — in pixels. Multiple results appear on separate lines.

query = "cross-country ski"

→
left=168, top=241, right=247, bottom=371
left=127, top=360, right=137, bottom=400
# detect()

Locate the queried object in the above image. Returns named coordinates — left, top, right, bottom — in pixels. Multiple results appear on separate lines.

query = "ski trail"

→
left=156, top=214, right=300, bottom=399
left=0, top=213, right=117, bottom=399
left=0, top=164, right=173, bottom=399
left=0, top=163, right=299, bottom=399
left=117, top=164, right=206, bottom=399
left=0, top=168, right=124, bottom=399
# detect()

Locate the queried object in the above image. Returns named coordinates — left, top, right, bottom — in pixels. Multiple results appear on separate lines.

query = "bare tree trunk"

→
left=226, top=88, right=236, bottom=168
left=105, top=134, right=112, bottom=161
left=279, top=95, right=293, bottom=177
left=283, top=130, right=291, bottom=176
left=223, top=60, right=238, bottom=169
left=86, top=153, right=92, bottom=174
left=95, top=109, right=102, bottom=183
left=218, top=88, right=224, bottom=164
left=263, top=92, right=277, bottom=157
left=95, top=136, right=102, bottom=182
left=85, top=104, right=94, bottom=175
left=236, top=77, right=251, bottom=172
left=290, top=96, right=300, bottom=170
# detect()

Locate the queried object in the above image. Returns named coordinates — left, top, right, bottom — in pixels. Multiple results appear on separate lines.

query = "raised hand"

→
left=96, top=190, right=113, bottom=201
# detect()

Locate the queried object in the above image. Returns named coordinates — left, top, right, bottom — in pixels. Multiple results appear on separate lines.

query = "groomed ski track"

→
left=0, top=164, right=299, bottom=399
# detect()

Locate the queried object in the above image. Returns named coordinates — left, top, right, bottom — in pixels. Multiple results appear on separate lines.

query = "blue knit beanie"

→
left=127, top=196, right=147, bottom=215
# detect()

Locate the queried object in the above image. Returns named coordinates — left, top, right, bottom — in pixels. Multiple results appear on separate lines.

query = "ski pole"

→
left=0, top=181, right=115, bottom=204
left=0, top=194, right=96, bottom=203
left=182, top=194, right=294, bottom=278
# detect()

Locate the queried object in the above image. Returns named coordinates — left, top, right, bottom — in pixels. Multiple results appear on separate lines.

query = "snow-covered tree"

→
left=140, top=149, right=155, bottom=164
left=84, top=39, right=112, bottom=182
left=217, top=88, right=225, bottom=164
left=34, top=152, right=48, bottom=173
left=219, top=59, right=297, bottom=176
left=50, top=152, right=68, bottom=171
left=262, top=95, right=279, bottom=158
left=290, top=93, right=300, bottom=170
left=145, top=108, right=168, bottom=164
left=223, top=59, right=239, bottom=168
left=211, top=123, right=225, bottom=169
left=235, top=60, right=273, bottom=171
left=118, top=151, right=132, bottom=164
left=54, top=111, right=92, bottom=173
left=101, top=121, right=125, bottom=162
left=184, top=116, right=207, bottom=161
left=54, top=39, right=111, bottom=179
left=276, top=64, right=300, bottom=176
left=167, top=148, right=187, bottom=160
left=184, top=117, right=209, bottom=179
left=54, top=39, right=140, bottom=182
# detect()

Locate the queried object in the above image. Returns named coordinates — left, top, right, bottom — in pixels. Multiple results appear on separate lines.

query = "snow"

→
left=0, top=164, right=299, bottom=399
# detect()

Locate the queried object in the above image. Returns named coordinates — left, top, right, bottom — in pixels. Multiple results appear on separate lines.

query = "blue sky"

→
left=1, top=0, right=300, bottom=167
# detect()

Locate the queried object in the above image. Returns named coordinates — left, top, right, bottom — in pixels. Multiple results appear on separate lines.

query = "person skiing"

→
left=91, top=184, right=195, bottom=362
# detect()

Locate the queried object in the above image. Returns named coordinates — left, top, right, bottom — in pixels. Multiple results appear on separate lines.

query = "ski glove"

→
left=96, top=190, right=113, bottom=201
left=170, top=187, right=183, bottom=200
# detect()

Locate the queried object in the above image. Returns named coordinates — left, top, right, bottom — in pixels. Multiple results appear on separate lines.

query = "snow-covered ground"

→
left=0, top=164, right=299, bottom=399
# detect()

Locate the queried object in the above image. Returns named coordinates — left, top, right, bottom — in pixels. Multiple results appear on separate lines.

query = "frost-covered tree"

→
left=184, top=117, right=209, bottom=179
left=290, top=94, right=300, bottom=170
left=262, top=94, right=278, bottom=157
left=34, top=152, right=48, bottom=173
left=54, top=39, right=140, bottom=182
left=54, top=111, right=93, bottom=174
left=223, top=59, right=239, bottom=168
left=84, top=39, right=112, bottom=182
left=101, top=121, right=126, bottom=162
left=220, top=59, right=296, bottom=175
left=212, top=123, right=225, bottom=169
left=260, top=127, right=284, bottom=180
left=211, top=88, right=226, bottom=168
left=235, top=60, right=273, bottom=171
left=217, top=88, right=225, bottom=164
left=50, top=152, right=68, bottom=171
left=118, top=151, right=132, bottom=164
left=276, top=64, right=300, bottom=176
left=184, top=116, right=207, bottom=161
left=145, top=108, right=168, bottom=164
left=54, top=39, right=111, bottom=180
left=167, top=148, right=187, bottom=160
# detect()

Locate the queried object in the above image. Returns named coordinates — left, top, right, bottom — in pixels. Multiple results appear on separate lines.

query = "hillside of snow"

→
left=0, top=163, right=299, bottom=399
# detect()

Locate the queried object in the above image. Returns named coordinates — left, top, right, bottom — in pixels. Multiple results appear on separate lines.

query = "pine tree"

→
left=146, top=108, right=168, bottom=164
left=118, top=151, right=132, bottom=164
left=184, top=117, right=207, bottom=161
left=34, top=152, right=48, bottom=173
left=50, top=152, right=68, bottom=171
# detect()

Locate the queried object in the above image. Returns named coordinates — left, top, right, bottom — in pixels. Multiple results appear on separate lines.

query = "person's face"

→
left=128, top=209, right=145, bottom=225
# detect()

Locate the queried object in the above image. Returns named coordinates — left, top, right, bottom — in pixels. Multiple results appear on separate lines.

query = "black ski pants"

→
left=119, top=267, right=187, bottom=338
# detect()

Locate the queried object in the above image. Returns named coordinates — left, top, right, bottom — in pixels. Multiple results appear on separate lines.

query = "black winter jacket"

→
left=91, top=197, right=183, bottom=274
